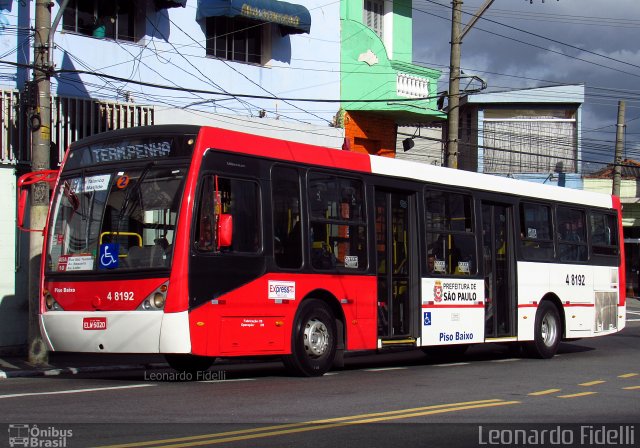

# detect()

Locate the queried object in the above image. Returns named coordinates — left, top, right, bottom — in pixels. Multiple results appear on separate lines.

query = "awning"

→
left=155, top=0, right=188, bottom=9
left=196, top=0, right=311, bottom=35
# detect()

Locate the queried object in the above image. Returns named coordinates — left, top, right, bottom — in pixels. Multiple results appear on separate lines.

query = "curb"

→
left=0, top=362, right=169, bottom=379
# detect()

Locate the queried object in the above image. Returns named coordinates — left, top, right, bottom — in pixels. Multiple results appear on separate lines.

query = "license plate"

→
left=83, top=317, right=107, bottom=330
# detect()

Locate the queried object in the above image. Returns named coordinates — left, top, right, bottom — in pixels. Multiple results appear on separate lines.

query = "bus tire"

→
left=526, top=301, right=561, bottom=359
left=283, top=299, right=337, bottom=377
left=165, top=354, right=214, bottom=378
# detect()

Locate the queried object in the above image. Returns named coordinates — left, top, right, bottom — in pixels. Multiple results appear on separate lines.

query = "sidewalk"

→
left=0, top=352, right=168, bottom=379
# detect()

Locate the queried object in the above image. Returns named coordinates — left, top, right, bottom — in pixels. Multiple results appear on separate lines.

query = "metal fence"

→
left=1, top=87, right=154, bottom=167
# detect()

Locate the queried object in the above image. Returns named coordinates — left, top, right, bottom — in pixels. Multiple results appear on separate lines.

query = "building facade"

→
left=457, top=84, right=585, bottom=189
left=340, top=0, right=445, bottom=157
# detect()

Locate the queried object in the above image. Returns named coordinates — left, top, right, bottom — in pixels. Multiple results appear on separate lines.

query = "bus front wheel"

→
left=526, top=301, right=561, bottom=359
left=283, top=299, right=337, bottom=377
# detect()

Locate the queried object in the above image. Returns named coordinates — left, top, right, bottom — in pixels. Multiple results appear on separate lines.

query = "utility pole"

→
left=447, top=0, right=495, bottom=169
left=612, top=100, right=625, bottom=197
left=28, top=0, right=52, bottom=365
left=445, top=0, right=555, bottom=169
left=446, top=0, right=463, bottom=169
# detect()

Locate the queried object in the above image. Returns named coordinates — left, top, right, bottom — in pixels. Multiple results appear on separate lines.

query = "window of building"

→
left=519, top=202, right=554, bottom=260
left=557, top=207, right=588, bottom=262
left=590, top=212, right=619, bottom=256
left=62, top=0, right=138, bottom=42
left=363, top=0, right=384, bottom=39
left=425, top=190, right=476, bottom=275
left=206, top=16, right=264, bottom=64
left=307, top=172, right=367, bottom=271
left=482, top=109, right=577, bottom=175
left=272, top=166, right=302, bottom=269
left=195, top=175, right=261, bottom=253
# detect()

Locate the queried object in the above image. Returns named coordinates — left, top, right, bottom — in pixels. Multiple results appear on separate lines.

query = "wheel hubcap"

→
left=303, top=318, right=329, bottom=358
left=541, top=313, right=557, bottom=347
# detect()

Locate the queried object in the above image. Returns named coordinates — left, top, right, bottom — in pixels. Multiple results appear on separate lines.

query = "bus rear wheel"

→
left=165, top=354, right=215, bottom=378
left=526, top=301, right=561, bottom=359
left=283, top=299, right=337, bottom=377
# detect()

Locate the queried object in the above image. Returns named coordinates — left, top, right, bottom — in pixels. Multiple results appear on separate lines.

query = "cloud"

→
left=413, top=0, right=640, bottom=163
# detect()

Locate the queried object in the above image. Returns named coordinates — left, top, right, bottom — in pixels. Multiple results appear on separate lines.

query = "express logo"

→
left=270, top=285, right=293, bottom=295
left=434, top=280, right=443, bottom=302
left=268, top=281, right=296, bottom=300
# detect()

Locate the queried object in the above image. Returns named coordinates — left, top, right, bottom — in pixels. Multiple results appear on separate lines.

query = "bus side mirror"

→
left=16, top=170, right=58, bottom=232
left=17, top=189, right=28, bottom=229
left=217, top=214, right=233, bottom=248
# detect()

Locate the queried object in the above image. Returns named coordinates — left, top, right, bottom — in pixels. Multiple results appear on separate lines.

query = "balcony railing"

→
left=396, top=73, right=430, bottom=99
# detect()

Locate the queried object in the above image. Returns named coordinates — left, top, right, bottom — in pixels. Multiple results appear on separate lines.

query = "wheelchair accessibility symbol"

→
left=100, top=243, right=119, bottom=269
left=423, top=311, right=432, bottom=326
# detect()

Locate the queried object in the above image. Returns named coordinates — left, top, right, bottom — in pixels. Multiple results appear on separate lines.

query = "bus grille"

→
left=594, top=292, right=617, bottom=332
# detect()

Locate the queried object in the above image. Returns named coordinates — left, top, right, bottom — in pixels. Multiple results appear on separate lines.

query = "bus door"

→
left=375, top=189, right=416, bottom=340
left=481, top=201, right=516, bottom=339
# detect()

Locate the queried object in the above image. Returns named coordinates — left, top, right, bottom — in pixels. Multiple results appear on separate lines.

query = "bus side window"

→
left=195, top=176, right=216, bottom=252
left=195, top=175, right=260, bottom=254
left=519, top=202, right=554, bottom=260
left=272, top=166, right=302, bottom=269
left=557, top=207, right=587, bottom=262
left=425, top=190, right=476, bottom=276
left=590, top=212, right=618, bottom=256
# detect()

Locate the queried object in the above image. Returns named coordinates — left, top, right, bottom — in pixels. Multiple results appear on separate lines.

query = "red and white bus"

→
left=19, top=125, right=626, bottom=376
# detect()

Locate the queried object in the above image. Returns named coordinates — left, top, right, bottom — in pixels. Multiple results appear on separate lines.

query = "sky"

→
left=412, top=0, right=640, bottom=171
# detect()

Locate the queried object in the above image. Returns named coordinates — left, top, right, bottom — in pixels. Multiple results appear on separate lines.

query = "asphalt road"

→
left=2, top=301, right=639, bottom=448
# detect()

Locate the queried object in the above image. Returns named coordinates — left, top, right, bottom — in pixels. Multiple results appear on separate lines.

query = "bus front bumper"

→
left=40, top=311, right=191, bottom=353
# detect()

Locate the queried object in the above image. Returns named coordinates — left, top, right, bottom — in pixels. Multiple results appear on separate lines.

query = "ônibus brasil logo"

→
left=8, top=424, right=73, bottom=447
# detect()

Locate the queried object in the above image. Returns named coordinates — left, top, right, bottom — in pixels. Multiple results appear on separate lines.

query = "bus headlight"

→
left=136, top=282, right=168, bottom=311
left=152, top=292, right=165, bottom=309
left=45, top=292, right=54, bottom=310
left=44, top=291, right=64, bottom=311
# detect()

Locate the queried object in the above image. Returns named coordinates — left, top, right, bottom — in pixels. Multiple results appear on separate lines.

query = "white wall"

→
left=0, top=167, right=26, bottom=350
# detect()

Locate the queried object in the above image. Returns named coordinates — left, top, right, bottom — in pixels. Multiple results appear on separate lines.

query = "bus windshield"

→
left=46, top=165, right=188, bottom=273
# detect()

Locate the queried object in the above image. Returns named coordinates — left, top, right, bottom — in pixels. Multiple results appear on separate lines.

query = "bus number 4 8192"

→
left=566, top=274, right=586, bottom=286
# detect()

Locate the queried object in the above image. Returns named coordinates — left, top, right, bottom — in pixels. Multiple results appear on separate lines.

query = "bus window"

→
left=590, top=212, right=619, bottom=256
left=424, top=190, right=476, bottom=276
left=195, top=175, right=261, bottom=253
left=272, top=166, right=302, bottom=269
left=557, top=207, right=587, bottom=262
left=308, top=172, right=367, bottom=271
left=519, top=202, right=554, bottom=261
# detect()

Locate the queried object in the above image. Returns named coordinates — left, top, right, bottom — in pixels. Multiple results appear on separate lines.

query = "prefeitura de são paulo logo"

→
left=8, top=424, right=73, bottom=447
left=433, top=280, right=443, bottom=302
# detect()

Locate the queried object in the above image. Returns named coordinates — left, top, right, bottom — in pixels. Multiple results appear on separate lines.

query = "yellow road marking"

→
left=528, top=388, right=561, bottom=396
left=557, top=391, right=598, bottom=398
left=623, top=385, right=640, bottom=390
left=618, top=373, right=638, bottom=378
left=579, top=380, right=605, bottom=387
left=94, top=399, right=520, bottom=448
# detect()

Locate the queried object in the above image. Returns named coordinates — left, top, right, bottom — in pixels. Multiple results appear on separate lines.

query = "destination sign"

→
left=90, top=141, right=171, bottom=163
left=65, top=133, right=196, bottom=170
